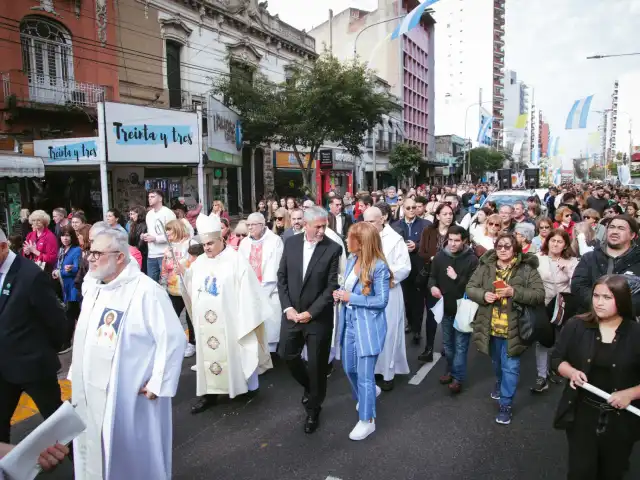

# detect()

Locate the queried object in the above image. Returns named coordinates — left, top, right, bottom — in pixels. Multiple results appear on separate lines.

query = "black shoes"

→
left=191, top=395, right=217, bottom=414
left=380, top=379, right=394, bottom=391
left=304, top=413, right=320, bottom=434
left=418, top=347, right=434, bottom=363
left=326, top=362, right=334, bottom=378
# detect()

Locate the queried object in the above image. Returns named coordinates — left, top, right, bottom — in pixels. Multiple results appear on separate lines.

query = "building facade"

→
left=308, top=0, right=436, bottom=187
left=502, top=69, right=529, bottom=162
left=432, top=0, right=505, bottom=147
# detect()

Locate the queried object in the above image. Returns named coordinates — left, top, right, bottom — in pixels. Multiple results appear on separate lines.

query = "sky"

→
left=266, top=0, right=640, bottom=159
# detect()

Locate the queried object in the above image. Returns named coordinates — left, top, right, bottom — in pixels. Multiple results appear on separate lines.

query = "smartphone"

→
left=493, top=280, right=507, bottom=289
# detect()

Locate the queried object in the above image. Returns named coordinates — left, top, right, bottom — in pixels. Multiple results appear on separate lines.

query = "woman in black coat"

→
left=552, top=274, right=640, bottom=480
left=127, top=205, right=148, bottom=273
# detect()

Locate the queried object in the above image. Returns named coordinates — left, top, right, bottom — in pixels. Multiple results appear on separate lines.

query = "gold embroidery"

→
left=205, top=310, right=218, bottom=324
left=209, top=362, right=222, bottom=375
left=207, top=336, right=220, bottom=350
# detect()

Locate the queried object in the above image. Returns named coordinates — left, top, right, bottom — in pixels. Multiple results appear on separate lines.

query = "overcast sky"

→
left=267, top=0, right=640, bottom=158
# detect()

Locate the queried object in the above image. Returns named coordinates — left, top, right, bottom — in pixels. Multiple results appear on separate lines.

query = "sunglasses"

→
left=405, top=206, right=416, bottom=211
left=539, top=225, right=551, bottom=230
left=564, top=214, right=572, bottom=217
left=495, top=244, right=513, bottom=250
left=238, top=233, right=247, bottom=237
left=488, top=222, right=501, bottom=227
left=276, top=217, right=284, bottom=220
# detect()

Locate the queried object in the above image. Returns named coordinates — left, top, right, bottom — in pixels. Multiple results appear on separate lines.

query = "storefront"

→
left=274, top=151, right=316, bottom=199
left=315, top=149, right=354, bottom=204
left=0, top=152, right=45, bottom=234
left=207, top=97, right=243, bottom=215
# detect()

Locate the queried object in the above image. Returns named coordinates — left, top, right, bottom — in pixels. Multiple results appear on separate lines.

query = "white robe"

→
left=71, top=260, right=186, bottom=480
left=185, top=247, right=273, bottom=398
left=374, top=224, right=411, bottom=380
left=238, top=229, right=283, bottom=352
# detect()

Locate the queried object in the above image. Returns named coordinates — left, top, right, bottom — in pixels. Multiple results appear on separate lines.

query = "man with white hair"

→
left=186, top=214, right=272, bottom=414
left=363, top=207, right=411, bottom=390
left=70, top=228, right=186, bottom=480
left=239, top=212, right=284, bottom=352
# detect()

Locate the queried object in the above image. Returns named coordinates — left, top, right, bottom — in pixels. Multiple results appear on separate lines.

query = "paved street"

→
left=11, top=332, right=640, bottom=480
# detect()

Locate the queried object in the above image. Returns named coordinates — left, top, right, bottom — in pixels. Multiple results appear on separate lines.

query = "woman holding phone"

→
left=466, top=232, right=545, bottom=425
left=551, top=275, right=640, bottom=480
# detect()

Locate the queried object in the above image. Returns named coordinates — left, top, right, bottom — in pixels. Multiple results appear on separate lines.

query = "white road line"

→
left=408, top=353, right=442, bottom=385
left=326, top=477, right=343, bottom=480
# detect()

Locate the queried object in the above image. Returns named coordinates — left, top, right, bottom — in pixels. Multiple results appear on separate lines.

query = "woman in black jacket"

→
left=127, top=205, right=148, bottom=273
left=552, top=274, right=640, bottom=480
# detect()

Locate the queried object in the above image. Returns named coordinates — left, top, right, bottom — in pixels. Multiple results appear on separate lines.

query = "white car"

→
left=481, top=189, right=545, bottom=209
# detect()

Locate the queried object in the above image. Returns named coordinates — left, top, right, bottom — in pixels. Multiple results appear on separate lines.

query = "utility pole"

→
left=329, top=9, right=333, bottom=54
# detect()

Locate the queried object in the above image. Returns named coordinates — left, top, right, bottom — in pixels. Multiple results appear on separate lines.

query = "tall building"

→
left=309, top=0, right=437, bottom=185
left=502, top=70, right=529, bottom=161
left=432, top=0, right=505, bottom=147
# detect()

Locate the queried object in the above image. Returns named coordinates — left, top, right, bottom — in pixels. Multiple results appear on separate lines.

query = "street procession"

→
left=1, top=0, right=640, bottom=478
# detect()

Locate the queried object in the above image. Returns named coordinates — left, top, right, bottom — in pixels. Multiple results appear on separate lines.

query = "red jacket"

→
left=24, top=228, right=58, bottom=270
left=185, top=204, right=203, bottom=229
left=129, top=246, right=143, bottom=268
left=553, top=221, right=575, bottom=237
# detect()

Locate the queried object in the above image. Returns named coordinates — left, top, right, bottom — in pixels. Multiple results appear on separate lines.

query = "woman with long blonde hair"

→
left=333, top=222, right=392, bottom=441
left=271, top=207, right=290, bottom=237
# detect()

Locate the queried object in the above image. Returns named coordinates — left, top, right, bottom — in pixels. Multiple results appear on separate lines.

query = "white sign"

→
left=207, top=96, right=243, bottom=155
left=34, top=137, right=100, bottom=165
left=103, top=102, right=199, bottom=164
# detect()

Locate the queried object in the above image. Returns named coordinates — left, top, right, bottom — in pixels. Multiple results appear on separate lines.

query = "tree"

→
left=213, top=53, right=397, bottom=196
left=389, top=143, right=423, bottom=185
left=468, top=148, right=505, bottom=179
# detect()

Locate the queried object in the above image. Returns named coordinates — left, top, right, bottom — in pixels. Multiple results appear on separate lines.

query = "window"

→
left=226, top=61, right=253, bottom=105
left=166, top=40, right=182, bottom=108
left=20, top=16, right=73, bottom=104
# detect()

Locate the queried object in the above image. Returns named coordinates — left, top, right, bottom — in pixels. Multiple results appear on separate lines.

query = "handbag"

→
left=454, top=294, right=478, bottom=333
left=516, top=264, right=554, bottom=348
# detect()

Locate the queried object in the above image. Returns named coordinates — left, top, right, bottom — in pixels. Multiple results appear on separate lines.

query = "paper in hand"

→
left=431, top=298, right=444, bottom=324
left=0, top=402, right=85, bottom=480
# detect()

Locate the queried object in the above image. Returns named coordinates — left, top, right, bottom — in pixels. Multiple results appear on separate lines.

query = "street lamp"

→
left=587, top=52, right=640, bottom=60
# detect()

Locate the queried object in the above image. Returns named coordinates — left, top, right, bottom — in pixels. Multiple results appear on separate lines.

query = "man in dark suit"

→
left=328, top=196, right=353, bottom=239
left=278, top=206, right=342, bottom=434
left=0, top=229, right=67, bottom=443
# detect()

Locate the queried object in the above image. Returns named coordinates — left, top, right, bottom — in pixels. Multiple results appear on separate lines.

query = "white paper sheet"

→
left=430, top=298, right=444, bottom=324
left=0, top=402, right=85, bottom=480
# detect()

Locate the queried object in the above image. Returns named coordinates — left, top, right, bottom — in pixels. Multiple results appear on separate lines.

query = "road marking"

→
left=326, top=477, right=343, bottom=480
left=408, top=353, right=442, bottom=385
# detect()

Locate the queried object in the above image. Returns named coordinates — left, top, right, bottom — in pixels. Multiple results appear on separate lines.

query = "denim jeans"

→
left=489, top=336, right=521, bottom=407
left=146, top=256, right=163, bottom=283
left=441, top=315, right=471, bottom=383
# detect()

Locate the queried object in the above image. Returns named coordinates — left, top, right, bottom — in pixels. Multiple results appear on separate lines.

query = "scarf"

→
left=490, top=257, right=517, bottom=338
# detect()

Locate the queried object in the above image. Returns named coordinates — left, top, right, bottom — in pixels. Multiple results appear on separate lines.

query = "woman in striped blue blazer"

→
left=333, top=222, right=393, bottom=441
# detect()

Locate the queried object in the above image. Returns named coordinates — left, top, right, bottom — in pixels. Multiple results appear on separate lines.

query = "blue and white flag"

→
left=477, top=114, right=493, bottom=144
left=565, top=95, right=594, bottom=129
left=531, top=146, right=540, bottom=166
left=548, top=137, right=560, bottom=158
left=391, top=0, right=441, bottom=40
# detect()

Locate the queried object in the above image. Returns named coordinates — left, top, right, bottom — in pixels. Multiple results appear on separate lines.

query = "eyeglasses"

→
left=238, top=233, right=247, bottom=237
left=488, top=222, right=501, bottom=227
left=276, top=216, right=284, bottom=220
left=404, top=206, right=416, bottom=211
left=539, top=225, right=551, bottom=230
left=88, top=250, right=120, bottom=260
left=495, top=244, right=513, bottom=250
left=564, top=214, right=572, bottom=218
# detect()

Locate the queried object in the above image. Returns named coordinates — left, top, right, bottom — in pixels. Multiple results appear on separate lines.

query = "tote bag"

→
left=454, top=294, right=479, bottom=333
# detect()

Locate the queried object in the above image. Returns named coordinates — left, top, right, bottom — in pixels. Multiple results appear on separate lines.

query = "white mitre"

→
left=196, top=213, right=221, bottom=243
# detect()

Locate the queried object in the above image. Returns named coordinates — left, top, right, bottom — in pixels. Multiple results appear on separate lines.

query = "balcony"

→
left=494, top=0, right=505, bottom=12
left=1, top=72, right=110, bottom=109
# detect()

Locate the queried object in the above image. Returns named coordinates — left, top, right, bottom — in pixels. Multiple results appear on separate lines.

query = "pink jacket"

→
left=129, top=246, right=143, bottom=268
left=186, top=204, right=203, bottom=229
left=24, top=228, right=58, bottom=270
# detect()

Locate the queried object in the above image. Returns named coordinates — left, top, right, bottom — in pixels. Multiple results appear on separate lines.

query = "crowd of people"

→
left=2, top=180, right=640, bottom=479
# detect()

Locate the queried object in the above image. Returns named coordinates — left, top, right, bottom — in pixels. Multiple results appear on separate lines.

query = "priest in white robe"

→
left=70, top=228, right=186, bottom=480
left=238, top=212, right=283, bottom=352
left=364, top=206, right=411, bottom=390
left=186, top=214, right=273, bottom=414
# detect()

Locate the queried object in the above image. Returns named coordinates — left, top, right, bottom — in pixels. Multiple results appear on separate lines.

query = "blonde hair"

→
left=29, top=209, right=51, bottom=226
left=582, top=208, right=600, bottom=222
left=213, top=200, right=226, bottom=212
left=272, top=207, right=291, bottom=232
left=165, top=219, right=188, bottom=243
left=484, top=214, right=502, bottom=236
left=555, top=206, right=573, bottom=223
left=347, top=222, right=394, bottom=295
left=234, top=220, right=248, bottom=236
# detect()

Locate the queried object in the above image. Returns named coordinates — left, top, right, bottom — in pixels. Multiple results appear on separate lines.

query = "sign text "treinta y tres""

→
left=48, top=140, right=98, bottom=162
left=112, top=123, right=193, bottom=149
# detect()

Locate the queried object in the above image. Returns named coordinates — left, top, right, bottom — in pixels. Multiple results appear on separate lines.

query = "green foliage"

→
left=213, top=52, right=397, bottom=195
left=468, top=148, right=505, bottom=178
left=389, top=143, right=423, bottom=180
left=589, top=165, right=606, bottom=180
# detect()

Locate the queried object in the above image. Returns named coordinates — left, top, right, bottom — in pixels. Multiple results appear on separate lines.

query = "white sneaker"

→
left=349, top=420, right=376, bottom=441
left=184, top=343, right=196, bottom=358
left=356, top=385, right=382, bottom=411
left=190, top=364, right=197, bottom=372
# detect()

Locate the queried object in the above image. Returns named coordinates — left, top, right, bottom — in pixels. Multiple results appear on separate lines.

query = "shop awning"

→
left=0, top=154, right=45, bottom=178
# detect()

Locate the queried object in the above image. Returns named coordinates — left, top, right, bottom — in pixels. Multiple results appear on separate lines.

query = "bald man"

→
left=363, top=208, right=411, bottom=390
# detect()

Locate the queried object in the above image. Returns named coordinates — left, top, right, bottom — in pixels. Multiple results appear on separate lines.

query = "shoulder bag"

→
left=516, top=264, right=554, bottom=348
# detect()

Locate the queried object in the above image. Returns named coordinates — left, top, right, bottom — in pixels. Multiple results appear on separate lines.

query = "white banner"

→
left=103, top=102, right=200, bottom=164
left=34, top=137, right=100, bottom=166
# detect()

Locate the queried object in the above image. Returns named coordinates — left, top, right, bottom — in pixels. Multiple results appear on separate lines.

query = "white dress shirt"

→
left=0, top=250, right=16, bottom=292
left=335, top=214, right=343, bottom=236
left=302, top=236, right=317, bottom=279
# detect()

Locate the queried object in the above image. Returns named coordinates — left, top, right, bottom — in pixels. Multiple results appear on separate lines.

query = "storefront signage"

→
left=275, top=151, right=316, bottom=169
left=319, top=149, right=333, bottom=170
left=34, top=137, right=100, bottom=166
left=334, top=151, right=355, bottom=170
left=208, top=96, right=244, bottom=159
left=104, top=102, right=200, bottom=164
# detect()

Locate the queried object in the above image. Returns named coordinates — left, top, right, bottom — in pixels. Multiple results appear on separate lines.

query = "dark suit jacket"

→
left=328, top=213, right=352, bottom=238
left=277, top=234, right=342, bottom=325
left=0, top=255, right=67, bottom=384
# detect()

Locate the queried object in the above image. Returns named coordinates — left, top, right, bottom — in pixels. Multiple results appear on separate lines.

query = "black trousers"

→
left=423, top=295, right=438, bottom=350
left=169, top=294, right=195, bottom=345
left=66, top=301, right=81, bottom=345
left=565, top=402, right=635, bottom=480
left=0, top=375, right=62, bottom=443
left=279, top=320, right=332, bottom=415
left=403, top=280, right=428, bottom=336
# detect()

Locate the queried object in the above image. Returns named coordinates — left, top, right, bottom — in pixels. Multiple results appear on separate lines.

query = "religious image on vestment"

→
left=96, top=308, right=124, bottom=348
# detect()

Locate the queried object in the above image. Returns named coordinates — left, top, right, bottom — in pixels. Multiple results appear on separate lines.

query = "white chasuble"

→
left=71, top=261, right=186, bottom=480
left=186, top=247, right=273, bottom=398
left=238, top=229, right=283, bottom=351
left=375, top=224, right=411, bottom=379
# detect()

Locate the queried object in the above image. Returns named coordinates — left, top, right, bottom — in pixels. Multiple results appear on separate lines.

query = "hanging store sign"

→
left=207, top=96, right=244, bottom=156
left=275, top=151, right=315, bottom=169
left=319, top=149, right=333, bottom=170
left=34, top=137, right=100, bottom=166
left=103, top=102, right=200, bottom=164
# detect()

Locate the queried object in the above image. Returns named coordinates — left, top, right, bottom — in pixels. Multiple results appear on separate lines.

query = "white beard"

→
left=88, top=261, right=118, bottom=281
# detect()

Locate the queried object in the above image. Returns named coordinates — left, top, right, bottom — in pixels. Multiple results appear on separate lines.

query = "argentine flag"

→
left=565, top=95, right=594, bottom=129
left=391, top=0, right=441, bottom=40
left=477, top=115, right=493, bottom=144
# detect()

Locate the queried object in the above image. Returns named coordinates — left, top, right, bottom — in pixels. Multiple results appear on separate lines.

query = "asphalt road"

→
left=12, top=331, right=640, bottom=480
